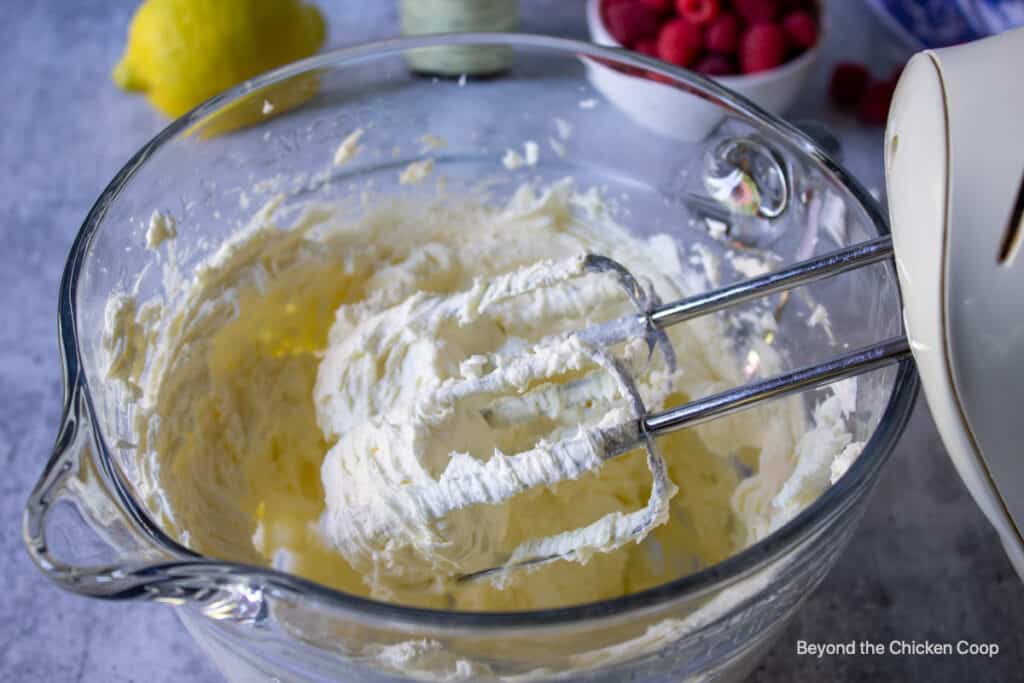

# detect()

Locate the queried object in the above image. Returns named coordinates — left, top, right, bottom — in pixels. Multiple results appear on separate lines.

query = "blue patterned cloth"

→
left=865, top=0, right=1024, bottom=47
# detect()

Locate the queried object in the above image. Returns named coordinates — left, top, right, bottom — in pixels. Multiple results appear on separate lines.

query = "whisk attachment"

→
left=410, top=342, right=677, bottom=577
left=317, top=252, right=679, bottom=583
left=581, top=254, right=677, bottom=373
left=458, top=235, right=909, bottom=581
left=319, top=235, right=910, bottom=585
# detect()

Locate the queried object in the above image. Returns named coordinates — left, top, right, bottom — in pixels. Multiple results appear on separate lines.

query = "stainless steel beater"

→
left=453, top=234, right=909, bottom=581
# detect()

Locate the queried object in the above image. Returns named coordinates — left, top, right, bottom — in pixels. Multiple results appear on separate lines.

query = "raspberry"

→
left=634, top=38, right=659, bottom=58
left=733, top=0, right=781, bottom=24
left=676, top=0, right=720, bottom=26
left=706, top=12, right=740, bottom=54
left=604, top=0, right=662, bottom=47
left=694, top=54, right=738, bottom=76
left=657, top=18, right=704, bottom=67
left=829, top=62, right=869, bottom=109
left=638, top=0, right=672, bottom=10
left=739, top=23, right=787, bottom=74
left=782, top=10, right=818, bottom=49
left=601, top=0, right=631, bottom=15
left=859, top=80, right=897, bottom=126
left=646, top=70, right=674, bottom=84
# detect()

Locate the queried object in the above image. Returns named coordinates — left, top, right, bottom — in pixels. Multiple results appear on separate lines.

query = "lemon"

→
left=113, top=0, right=326, bottom=119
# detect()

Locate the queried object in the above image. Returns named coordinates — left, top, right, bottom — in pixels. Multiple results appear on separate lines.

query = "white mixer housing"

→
left=885, top=27, right=1024, bottom=578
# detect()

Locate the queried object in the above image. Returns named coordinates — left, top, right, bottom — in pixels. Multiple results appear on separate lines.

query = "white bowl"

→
left=585, top=0, right=821, bottom=140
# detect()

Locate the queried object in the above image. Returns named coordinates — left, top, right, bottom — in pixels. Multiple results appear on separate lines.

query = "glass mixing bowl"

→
left=24, top=35, right=917, bottom=682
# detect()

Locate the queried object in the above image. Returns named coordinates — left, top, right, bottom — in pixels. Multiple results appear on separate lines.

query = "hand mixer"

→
left=347, top=28, right=1024, bottom=584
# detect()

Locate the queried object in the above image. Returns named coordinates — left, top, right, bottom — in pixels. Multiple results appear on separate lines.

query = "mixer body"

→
left=885, top=26, right=1024, bottom=578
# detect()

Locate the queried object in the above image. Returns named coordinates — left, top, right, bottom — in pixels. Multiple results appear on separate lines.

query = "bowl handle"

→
left=22, top=374, right=270, bottom=623
left=21, top=292, right=272, bottom=626
left=21, top=374, right=174, bottom=598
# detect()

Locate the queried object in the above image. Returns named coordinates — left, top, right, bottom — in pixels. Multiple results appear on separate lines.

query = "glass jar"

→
left=400, top=0, right=519, bottom=74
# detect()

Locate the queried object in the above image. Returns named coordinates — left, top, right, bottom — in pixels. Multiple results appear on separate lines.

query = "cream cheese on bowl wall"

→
left=101, top=131, right=860, bottom=613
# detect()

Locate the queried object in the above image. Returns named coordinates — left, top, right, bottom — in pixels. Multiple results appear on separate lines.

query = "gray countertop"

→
left=2, top=1, right=1020, bottom=681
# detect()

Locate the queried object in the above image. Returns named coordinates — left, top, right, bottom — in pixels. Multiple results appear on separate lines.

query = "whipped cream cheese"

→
left=332, top=128, right=365, bottom=167
left=314, top=252, right=681, bottom=585
left=399, top=159, right=435, bottom=185
left=502, top=141, right=540, bottom=170
left=103, top=172, right=862, bottom=610
left=145, top=210, right=177, bottom=250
